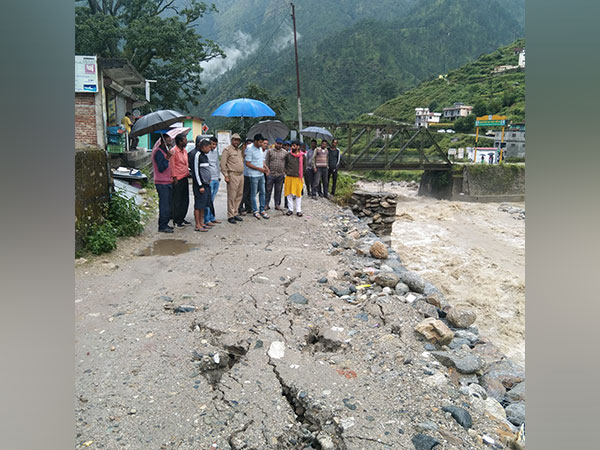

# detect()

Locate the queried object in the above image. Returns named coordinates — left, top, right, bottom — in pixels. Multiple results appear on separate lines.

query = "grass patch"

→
left=331, top=172, right=359, bottom=206
left=81, top=190, right=146, bottom=256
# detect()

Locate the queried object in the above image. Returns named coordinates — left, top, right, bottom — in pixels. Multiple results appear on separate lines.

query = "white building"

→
left=442, top=102, right=473, bottom=121
left=518, top=49, right=525, bottom=68
left=415, top=108, right=441, bottom=128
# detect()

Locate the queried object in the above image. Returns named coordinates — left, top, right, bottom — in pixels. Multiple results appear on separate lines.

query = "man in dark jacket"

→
left=188, top=138, right=214, bottom=232
left=327, top=138, right=341, bottom=196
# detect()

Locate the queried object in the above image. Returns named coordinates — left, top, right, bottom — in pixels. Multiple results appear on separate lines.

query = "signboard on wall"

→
left=75, top=56, right=98, bottom=93
left=217, top=130, right=231, bottom=156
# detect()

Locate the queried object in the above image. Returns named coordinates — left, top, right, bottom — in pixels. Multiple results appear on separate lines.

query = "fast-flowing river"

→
left=357, top=180, right=525, bottom=366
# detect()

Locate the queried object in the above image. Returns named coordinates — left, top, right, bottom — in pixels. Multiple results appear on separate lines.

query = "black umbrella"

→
left=130, top=110, right=187, bottom=137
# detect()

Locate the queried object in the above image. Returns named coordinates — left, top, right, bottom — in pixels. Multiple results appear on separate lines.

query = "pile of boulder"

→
left=328, top=210, right=526, bottom=447
left=348, top=190, right=398, bottom=237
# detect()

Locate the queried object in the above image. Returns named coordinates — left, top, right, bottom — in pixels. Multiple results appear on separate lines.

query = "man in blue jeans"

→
left=245, top=134, right=270, bottom=219
left=204, top=136, right=222, bottom=225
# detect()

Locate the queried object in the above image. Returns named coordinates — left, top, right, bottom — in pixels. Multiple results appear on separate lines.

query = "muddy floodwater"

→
left=140, top=239, right=199, bottom=256
left=358, top=181, right=525, bottom=365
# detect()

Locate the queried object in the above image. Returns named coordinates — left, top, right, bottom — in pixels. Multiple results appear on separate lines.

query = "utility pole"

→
left=290, top=3, right=303, bottom=142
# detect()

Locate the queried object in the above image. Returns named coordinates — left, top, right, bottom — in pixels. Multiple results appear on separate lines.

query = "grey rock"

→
left=448, top=338, right=471, bottom=350
left=442, top=405, right=473, bottom=429
left=355, top=312, right=369, bottom=322
left=454, top=330, right=479, bottom=345
left=460, top=383, right=487, bottom=400
left=289, top=293, right=308, bottom=305
left=159, top=295, right=173, bottom=302
left=506, top=402, right=526, bottom=426
left=341, top=238, right=359, bottom=249
left=173, top=305, right=196, bottom=313
left=395, top=282, right=410, bottom=295
left=398, top=271, right=426, bottom=294
left=330, top=286, right=351, bottom=297
left=430, top=350, right=484, bottom=374
left=343, top=399, right=357, bottom=410
left=484, top=360, right=525, bottom=389
left=318, top=277, right=328, bottom=284
left=415, top=421, right=438, bottom=433
left=480, top=375, right=506, bottom=402
left=375, top=272, right=400, bottom=288
left=506, top=382, right=526, bottom=403
left=447, top=307, right=477, bottom=328
left=412, top=433, right=440, bottom=449
left=424, top=343, right=436, bottom=351
left=414, top=300, right=439, bottom=319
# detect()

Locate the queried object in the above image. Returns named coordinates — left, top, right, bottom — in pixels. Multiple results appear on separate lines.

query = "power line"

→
left=199, top=3, right=290, bottom=47
left=240, top=11, right=290, bottom=76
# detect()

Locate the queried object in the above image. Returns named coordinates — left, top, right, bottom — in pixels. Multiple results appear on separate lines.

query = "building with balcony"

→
left=415, top=108, right=441, bottom=128
left=442, top=102, right=473, bottom=121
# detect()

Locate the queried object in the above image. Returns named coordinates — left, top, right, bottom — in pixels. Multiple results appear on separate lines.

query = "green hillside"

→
left=194, top=0, right=524, bottom=125
left=364, top=38, right=525, bottom=124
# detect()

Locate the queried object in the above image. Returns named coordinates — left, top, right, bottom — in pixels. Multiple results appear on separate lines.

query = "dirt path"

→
left=75, top=187, right=522, bottom=449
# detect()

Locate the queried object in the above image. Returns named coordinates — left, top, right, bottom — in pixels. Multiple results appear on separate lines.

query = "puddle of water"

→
left=140, top=239, right=198, bottom=256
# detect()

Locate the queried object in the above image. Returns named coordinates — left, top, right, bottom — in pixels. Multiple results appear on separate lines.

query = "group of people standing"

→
left=151, top=131, right=341, bottom=232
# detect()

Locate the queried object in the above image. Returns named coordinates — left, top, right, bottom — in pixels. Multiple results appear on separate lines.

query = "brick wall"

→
left=75, top=93, right=98, bottom=148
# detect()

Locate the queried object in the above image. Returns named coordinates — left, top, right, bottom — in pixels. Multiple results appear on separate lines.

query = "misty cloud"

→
left=272, top=26, right=298, bottom=52
left=200, top=32, right=259, bottom=80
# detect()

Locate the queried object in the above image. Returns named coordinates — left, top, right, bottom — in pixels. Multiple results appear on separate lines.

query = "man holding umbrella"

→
left=151, top=134, right=175, bottom=233
left=169, top=133, right=191, bottom=227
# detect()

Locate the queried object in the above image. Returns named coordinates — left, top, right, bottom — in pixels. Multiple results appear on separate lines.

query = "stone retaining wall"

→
left=349, top=190, right=398, bottom=238
left=419, top=164, right=525, bottom=201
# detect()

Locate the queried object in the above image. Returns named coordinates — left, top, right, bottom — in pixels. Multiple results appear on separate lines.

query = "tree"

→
left=376, top=79, right=398, bottom=101
left=454, top=114, right=475, bottom=133
left=472, top=100, right=487, bottom=117
left=75, top=0, right=224, bottom=111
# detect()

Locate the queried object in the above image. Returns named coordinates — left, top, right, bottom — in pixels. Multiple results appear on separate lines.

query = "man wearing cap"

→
left=245, top=133, right=270, bottom=219
left=283, top=140, right=291, bottom=152
left=265, top=137, right=287, bottom=211
left=220, top=133, right=245, bottom=224
left=238, top=138, right=253, bottom=216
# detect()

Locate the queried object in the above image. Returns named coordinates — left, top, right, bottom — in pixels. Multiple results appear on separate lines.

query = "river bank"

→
left=357, top=180, right=525, bottom=366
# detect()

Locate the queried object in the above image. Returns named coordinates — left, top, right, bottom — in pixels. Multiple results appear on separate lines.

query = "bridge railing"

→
left=290, top=121, right=452, bottom=171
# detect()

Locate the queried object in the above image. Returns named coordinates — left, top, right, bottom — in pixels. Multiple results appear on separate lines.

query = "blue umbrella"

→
left=211, top=98, right=276, bottom=118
